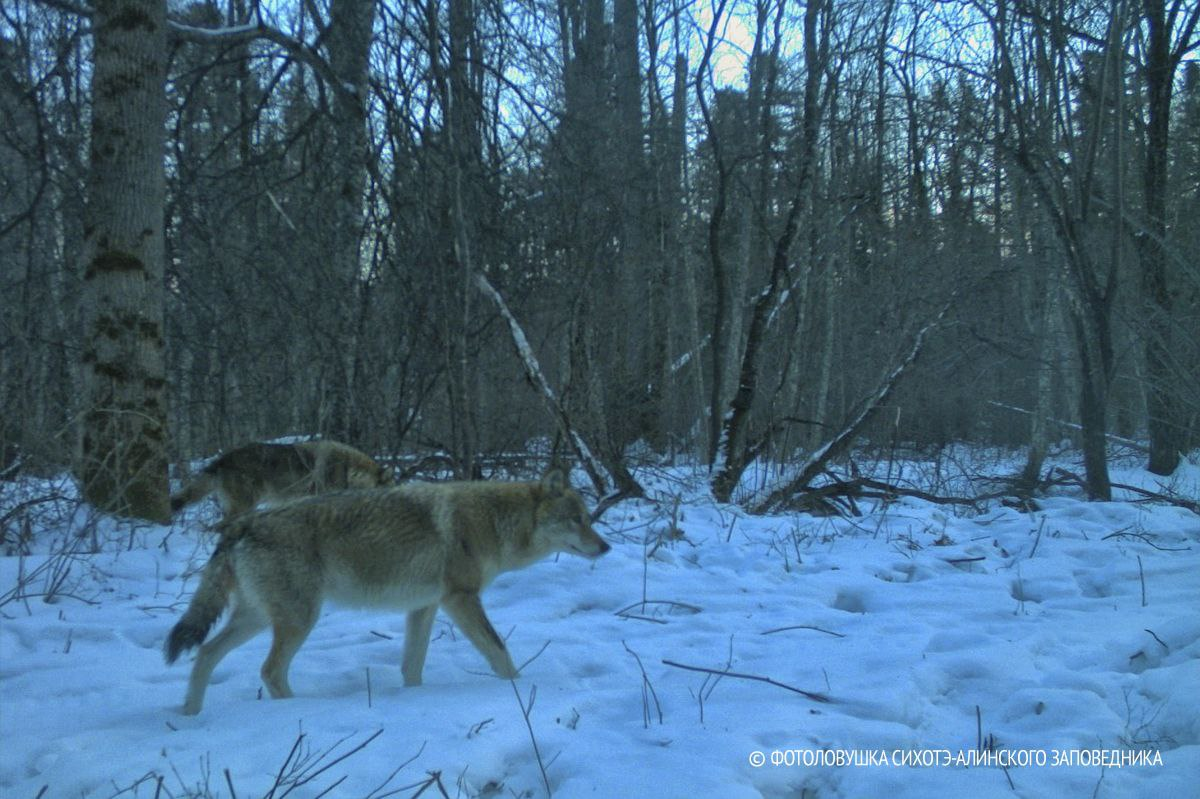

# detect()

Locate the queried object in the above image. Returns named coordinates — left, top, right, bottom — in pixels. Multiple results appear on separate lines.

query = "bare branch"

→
left=753, top=302, right=951, bottom=514
left=661, top=658, right=832, bottom=704
left=31, top=0, right=93, bottom=18
left=474, top=273, right=632, bottom=499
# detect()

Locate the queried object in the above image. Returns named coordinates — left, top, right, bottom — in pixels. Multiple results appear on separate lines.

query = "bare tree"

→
left=1136, top=0, right=1200, bottom=475
left=992, top=0, right=1124, bottom=499
left=710, top=0, right=828, bottom=502
left=323, top=0, right=377, bottom=441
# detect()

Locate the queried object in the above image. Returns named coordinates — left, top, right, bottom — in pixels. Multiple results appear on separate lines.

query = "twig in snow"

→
left=1001, top=764, right=1015, bottom=790
left=510, top=681, right=552, bottom=798
left=362, top=742, right=426, bottom=799
left=1138, top=556, right=1146, bottom=607
left=759, top=625, right=845, bottom=638
left=614, top=599, right=702, bottom=620
left=623, top=641, right=664, bottom=727
left=661, top=659, right=832, bottom=704
left=1029, top=516, right=1046, bottom=559
left=1143, top=629, right=1168, bottom=651
left=618, top=613, right=667, bottom=624
left=517, top=640, right=552, bottom=674
left=262, top=729, right=385, bottom=799
left=405, top=770, right=452, bottom=799
left=263, top=733, right=305, bottom=799
left=1100, top=529, right=1189, bottom=552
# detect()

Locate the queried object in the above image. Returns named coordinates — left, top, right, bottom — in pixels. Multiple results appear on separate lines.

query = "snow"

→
left=2, top=451, right=1198, bottom=798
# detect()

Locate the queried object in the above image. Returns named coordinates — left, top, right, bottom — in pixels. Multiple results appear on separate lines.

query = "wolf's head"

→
left=533, top=468, right=611, bottom=559
left=347, top=455, right=393, bottom=489
left=368, top=460, right=393, bottom=487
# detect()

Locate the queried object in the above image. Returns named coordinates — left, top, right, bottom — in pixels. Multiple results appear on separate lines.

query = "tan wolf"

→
left=170, top=439, right=391, bottom=518
left=164, top=468, right=610, bottom=714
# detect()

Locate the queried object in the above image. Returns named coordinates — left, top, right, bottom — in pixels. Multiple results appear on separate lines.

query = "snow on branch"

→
left=167, top=21, right=262, bottom=40
left=670, top=334, right=711, bottom=374
left=166, top=19, right=349, bottom=103
left=753, top=303, right=951, bottom=514
left=986, top=401, right=1148, bottom=452
left=474, top=273, right=614, bottom=496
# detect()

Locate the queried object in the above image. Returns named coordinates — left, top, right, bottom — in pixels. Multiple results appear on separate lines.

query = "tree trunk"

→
left=1139, top=0, right=1184, bottom=475
left=994, top=0, right=1118, bottom=500
left=1019, top=222, right=1059, bottom=488
left=872, top=0, right=896, bottom=226
left=78, top=0, right=170, bottom=522
left=1075, top=314, right=1113, bottom=499
left=668, top=52, right=708, bottom=456
left=810, top=253, right=835, bottom=450
left=326, top=0, right=376, bottom=441
left=696, top=0, right=732, bottom=465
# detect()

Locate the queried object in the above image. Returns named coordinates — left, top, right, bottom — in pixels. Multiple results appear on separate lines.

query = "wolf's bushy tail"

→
left=169, top=469, right=219, bottom=514
left=164, top=538, right=236, bottom=664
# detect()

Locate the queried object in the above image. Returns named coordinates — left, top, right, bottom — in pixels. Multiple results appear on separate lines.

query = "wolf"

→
left=164, top=468, right=610, bottom=714
left=170, top=439, right=391, bottom=518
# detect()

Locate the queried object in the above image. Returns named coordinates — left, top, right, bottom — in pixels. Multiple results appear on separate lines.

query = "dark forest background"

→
left=2, top=0, right=1198, bottom=516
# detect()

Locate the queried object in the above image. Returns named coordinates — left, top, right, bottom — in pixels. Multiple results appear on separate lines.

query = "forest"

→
left=2, top=0, right=1198, bottom=517
left=2, top=4, right=1200, bottom=796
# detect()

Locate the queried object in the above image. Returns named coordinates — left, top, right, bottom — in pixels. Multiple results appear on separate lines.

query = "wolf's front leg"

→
left=441, top=592, right=518, bottom=679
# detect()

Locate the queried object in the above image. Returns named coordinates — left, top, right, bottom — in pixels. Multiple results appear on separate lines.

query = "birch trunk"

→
left=78, top=0, right=170, bottom=522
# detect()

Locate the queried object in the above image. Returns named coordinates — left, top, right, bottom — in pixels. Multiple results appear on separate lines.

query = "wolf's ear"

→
left=540, top=467, right=568, bottom=496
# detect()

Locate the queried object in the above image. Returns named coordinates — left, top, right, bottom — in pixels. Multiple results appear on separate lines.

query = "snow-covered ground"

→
left=1, top=450, right=1197, bottom=798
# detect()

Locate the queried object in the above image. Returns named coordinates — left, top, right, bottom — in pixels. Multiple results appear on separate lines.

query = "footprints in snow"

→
left=830, top=590, right=869, bottom=614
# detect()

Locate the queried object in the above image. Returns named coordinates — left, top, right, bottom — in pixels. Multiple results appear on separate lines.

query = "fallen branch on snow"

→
left=1048, top=468, right=1199, bottom=516
left=661, top=658, right=832, bottom=704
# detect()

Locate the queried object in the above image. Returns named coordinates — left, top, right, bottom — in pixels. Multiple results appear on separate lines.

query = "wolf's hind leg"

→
left=402, top=604, right=437, bottom=686
left=183, top=600, right=268, bottom=715
left=260, top=602, right=319, bottom=700
left=441, top=592, right=518, bottom=679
